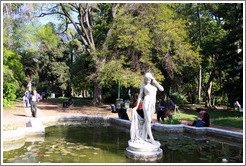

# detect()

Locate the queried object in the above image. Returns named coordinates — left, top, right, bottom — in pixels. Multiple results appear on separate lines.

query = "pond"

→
left=3, top=125, right=243, bottom=163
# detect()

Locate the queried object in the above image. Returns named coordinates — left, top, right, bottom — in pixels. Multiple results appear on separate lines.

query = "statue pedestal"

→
left=126, top=140, right=163, bottom=161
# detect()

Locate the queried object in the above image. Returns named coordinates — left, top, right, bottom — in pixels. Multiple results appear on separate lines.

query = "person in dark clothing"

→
left=118, top=103, right=129, bottom=120
left=167, top=96, right=175, bottom=120
left=63, top=96, right=73, bottom=108
left=157, top=97, right=166, bottom=122
left=191, top=108, right=210, bottom=127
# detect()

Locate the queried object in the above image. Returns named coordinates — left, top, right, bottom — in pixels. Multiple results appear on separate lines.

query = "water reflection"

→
left=3, top=125, right=243, bottom=163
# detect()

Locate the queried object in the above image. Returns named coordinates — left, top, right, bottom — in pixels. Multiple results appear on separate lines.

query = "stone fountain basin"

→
left=2, top=116, right=243, bottom=151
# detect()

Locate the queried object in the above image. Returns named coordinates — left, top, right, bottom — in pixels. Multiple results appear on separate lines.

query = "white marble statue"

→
left=131, top=73, right=164, bottom=145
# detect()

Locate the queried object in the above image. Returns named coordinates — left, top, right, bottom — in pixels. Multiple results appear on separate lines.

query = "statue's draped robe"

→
left=130, top=83, right=157, bottom=143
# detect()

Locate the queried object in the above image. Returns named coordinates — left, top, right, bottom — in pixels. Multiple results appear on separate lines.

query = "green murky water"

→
left=3, top=125, right=243, bottom=163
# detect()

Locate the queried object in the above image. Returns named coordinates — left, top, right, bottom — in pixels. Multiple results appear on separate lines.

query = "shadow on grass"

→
left=176, top=107, right=243, bottom=129
left=211, top=117, right=243, bottom=129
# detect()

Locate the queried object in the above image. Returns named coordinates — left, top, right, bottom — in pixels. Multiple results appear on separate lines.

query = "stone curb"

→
left=2, top=127, right=26, bottom=142
left=3, top=115, right=243, bottom=150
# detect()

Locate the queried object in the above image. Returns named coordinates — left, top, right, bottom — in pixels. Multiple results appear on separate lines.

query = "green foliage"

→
left=21, top=50, right=38, bottom=78
left=93, top=3, right=113, bottom=49
left=3, top=47, right=25, bottom=105
left=171, top=92, right=188, bottom=106
left=175, top=3, right=243, bottom=106
left=3, top=99, right=15, bottom=108
left=3, top=3, right=41, bottom=101
left=72, top=53, right=94, bottom=91
left=98, top=59, right=143, bottom=88
left=99, top=3, right=200, bottom=92
left=3, top=82, right=18, bottom=107
left=36, top=24, right=60, bottom=50
left=36, top=24, right=70, bottom=96
left=3, top=47, right=26, bottom=82
left=2, top=3, right=242, bottom=107
left=114, top=3, right=199, bottom=75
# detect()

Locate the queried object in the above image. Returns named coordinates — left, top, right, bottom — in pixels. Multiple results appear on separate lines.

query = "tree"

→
left=178, top=3, right=243, bottom=107
left=3, top=3, right=41, bottom=98
left=212, top=3, right=243, bottom=106
left=3, top=3, right=32, bottom=105
left=39, top=3, right=121, bottom=105
left=36, top=24, right=70, bottom=97
left=104, top=3, right=200, bottom=92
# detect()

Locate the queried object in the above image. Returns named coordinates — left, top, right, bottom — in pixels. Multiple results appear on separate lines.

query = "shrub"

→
left=171, top=92, right=188, bottom=106
left=3, top=82, right=18, bottom=107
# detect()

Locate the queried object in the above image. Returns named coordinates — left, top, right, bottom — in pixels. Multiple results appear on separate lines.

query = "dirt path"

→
left=2, top=100, right=243, bottom=133
left=3, top=100, right=119, bottom=127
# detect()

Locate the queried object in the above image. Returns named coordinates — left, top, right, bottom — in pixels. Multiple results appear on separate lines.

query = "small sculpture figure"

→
left=131, top=73, right=164, bottom=145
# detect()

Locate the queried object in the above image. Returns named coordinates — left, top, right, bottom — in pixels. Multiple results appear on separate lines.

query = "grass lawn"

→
left=173, top=109, right=243, bottom=129
left=47, top=97, right=92, bottom=106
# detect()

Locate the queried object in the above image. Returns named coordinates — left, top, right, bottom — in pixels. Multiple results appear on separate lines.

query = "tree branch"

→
left=68, top=3, right=79, bottom=10
left=78, top=4, right=95, bottom=50
left=60, top=3, right=90, bottom=49
left=38, top=12, right=66, bottom=17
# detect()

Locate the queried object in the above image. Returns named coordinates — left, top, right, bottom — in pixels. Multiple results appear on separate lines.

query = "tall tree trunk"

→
left=27, top=75, right=32, bottom=91
left=84, top=90, right=86, bottom=97
left=212, top=96, right=215, bottom=106
left=92, top=82, right=102, bottom=106
left=197, top=3, right=202, bottom=104
left=70, top=44, right=74, bottom=97
left=205, top=81, right=213, bottom=107
left=205, top=70, right=215, bottom=107
left=91, top=59, right=105, bottom=105
left=198, top=66, right=202, bottom=103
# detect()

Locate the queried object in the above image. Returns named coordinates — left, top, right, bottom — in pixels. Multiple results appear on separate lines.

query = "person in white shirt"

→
left=29, top=90, right=41, bottom=117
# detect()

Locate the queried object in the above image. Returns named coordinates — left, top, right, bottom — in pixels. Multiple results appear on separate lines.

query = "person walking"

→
left=25, top=90, right=30, bottom=108
left=29, top=90, right=41, bottom=118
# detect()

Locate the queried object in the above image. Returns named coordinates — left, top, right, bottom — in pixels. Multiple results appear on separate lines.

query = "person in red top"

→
left=134, top=93, right=144, bottom=118
left=191, top=108, right=210, bottom=127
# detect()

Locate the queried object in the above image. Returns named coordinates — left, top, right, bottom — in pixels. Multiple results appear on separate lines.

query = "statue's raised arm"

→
left=152, top=78, right=164, bottom=92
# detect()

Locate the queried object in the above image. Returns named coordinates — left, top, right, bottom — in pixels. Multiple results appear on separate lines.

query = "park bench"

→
left=63, top=97, right=73, bottom=108
left=111, top=103, right=129, bottom=120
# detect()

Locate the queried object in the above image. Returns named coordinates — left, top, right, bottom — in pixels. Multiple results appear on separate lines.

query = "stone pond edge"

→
left=3, top=115, right=243, bottom=145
